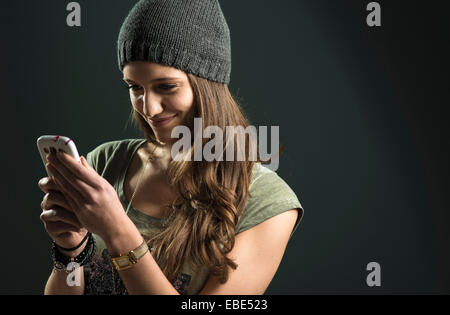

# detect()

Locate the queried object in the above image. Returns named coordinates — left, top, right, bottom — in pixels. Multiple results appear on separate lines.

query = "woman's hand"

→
left=38, top=176, right=88, bottom=256
left=45, top=151, right=133, bottom=243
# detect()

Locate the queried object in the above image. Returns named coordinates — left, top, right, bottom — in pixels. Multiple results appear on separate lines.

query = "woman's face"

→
left=123, top=61, right=195, bottom=145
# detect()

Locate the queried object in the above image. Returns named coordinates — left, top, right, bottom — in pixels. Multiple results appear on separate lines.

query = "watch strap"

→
left=110, top=239, right=149, bottom=271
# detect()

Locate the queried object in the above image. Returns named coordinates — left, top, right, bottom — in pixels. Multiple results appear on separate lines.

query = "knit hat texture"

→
left=117, top=0, right=231, bottom=84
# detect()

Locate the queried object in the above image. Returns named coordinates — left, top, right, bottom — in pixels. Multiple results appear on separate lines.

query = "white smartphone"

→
left=37, top=135, right=81, bottom=177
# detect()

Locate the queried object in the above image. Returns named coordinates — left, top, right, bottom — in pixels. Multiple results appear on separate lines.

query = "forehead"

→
left=123, top=61, right=187, bottom=82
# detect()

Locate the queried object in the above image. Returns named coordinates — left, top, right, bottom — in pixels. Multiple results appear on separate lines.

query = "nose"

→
left=140, top=91, right=164, bottom=118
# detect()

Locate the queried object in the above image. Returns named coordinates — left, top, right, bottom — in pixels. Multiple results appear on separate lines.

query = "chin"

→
left=153, top=132, right=174, bottom=145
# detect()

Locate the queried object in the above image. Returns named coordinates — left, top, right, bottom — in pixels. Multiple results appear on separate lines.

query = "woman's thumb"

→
left=80, top=156, right=96, bottom=172
left=80, top=156, right=88, bottom=166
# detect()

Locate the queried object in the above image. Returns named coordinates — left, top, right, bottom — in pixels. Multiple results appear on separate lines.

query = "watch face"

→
left=119, top=259, right=131, bottom=268
left=110, top=241, right=148, bottom=270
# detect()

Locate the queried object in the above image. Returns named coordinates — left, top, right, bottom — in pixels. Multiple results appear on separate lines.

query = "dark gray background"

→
left=1, top=0, right=449, bottom=294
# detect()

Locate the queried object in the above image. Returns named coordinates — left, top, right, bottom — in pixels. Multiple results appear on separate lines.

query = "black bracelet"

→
left=52, top=232, right=96, bottom=270
left=55, top=232, right=90, bottom=252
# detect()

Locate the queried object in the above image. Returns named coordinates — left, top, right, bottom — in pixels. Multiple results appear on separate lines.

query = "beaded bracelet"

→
left=52, top=232, right=96, bottom=271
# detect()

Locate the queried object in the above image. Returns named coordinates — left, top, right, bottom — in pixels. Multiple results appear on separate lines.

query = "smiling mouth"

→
left=149, top=114, right=178, bottom=127
left=150, top=114, right=177, bottom=123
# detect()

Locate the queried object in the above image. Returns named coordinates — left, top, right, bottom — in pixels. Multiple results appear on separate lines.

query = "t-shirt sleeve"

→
left=84, top=140, right=123, bottom=175
left=235, top=164, right=304, bottom=239
left=85, top=150, right=97, bottom=171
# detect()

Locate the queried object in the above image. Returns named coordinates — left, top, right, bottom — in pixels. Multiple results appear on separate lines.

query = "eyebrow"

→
left=122, top=77, right=183, bottom=83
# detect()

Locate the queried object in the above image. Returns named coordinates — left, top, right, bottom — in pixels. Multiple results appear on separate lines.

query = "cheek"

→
left=131, top=93, right=144, bottom=105
left=170, top=90, right=194, bottom=112
left=129, top=94, right=142, bottom=112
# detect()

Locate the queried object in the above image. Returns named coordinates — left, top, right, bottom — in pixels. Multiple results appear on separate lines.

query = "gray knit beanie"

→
left=117, top=0, right=231, bottom=84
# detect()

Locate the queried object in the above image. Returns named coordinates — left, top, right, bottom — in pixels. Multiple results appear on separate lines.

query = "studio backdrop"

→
left=0, top=0, right=449, bottom=294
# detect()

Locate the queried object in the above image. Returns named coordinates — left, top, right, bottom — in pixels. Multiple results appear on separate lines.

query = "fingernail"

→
left=39, top=177, right=49, bottom=186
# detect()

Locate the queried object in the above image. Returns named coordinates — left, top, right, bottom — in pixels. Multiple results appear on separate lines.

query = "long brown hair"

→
left=131, top=73, right=281, bottom=283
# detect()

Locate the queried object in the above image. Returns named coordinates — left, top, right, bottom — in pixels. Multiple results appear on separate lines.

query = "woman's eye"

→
left=125, top=84, right=177, bottom=93
left=126, top=85, right=142, bottom=92
left=159, top=84, right=177, bottom=91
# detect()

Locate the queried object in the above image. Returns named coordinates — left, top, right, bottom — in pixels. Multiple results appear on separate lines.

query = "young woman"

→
left=38, top=0, right=304, bottom=295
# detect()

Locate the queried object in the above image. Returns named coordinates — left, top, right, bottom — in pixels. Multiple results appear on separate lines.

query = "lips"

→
left=149, top=114, right=178, bottom=127
left=150, top=114, right=177, bottom=123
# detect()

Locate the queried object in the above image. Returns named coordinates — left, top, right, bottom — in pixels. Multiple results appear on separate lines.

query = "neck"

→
left=144, top=140, right=173, bottom=172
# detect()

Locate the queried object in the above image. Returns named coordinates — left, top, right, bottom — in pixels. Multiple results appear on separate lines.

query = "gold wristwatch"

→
left=110, top=239, right=149, bottom=271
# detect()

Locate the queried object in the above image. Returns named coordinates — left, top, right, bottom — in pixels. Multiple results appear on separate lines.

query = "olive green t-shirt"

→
left=83, top=138, right=304, bottom=295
